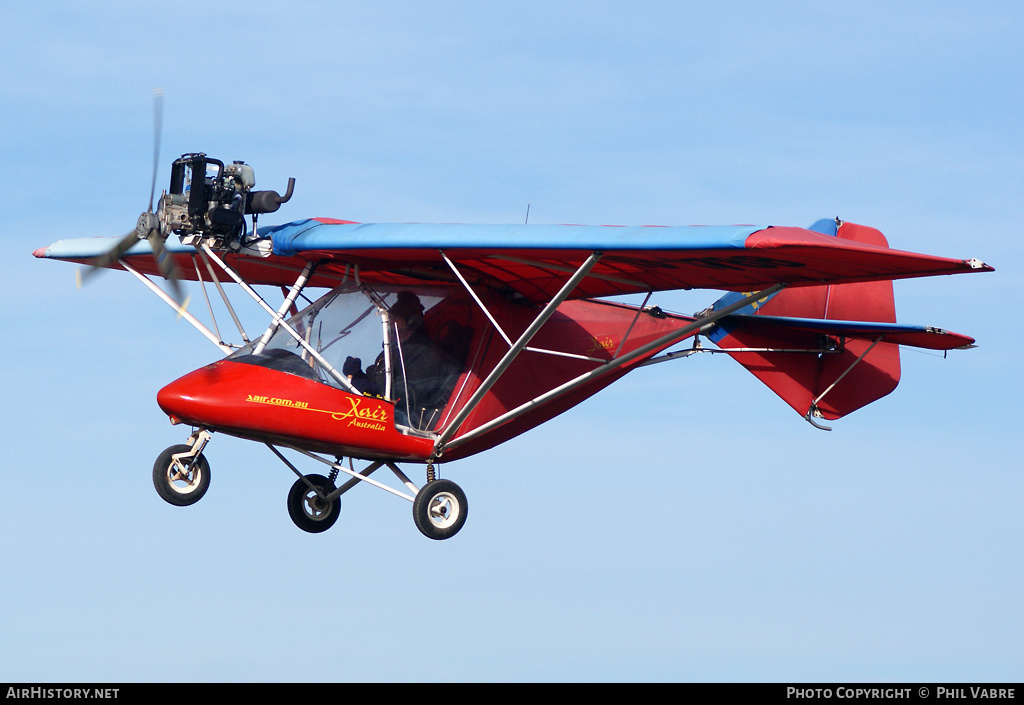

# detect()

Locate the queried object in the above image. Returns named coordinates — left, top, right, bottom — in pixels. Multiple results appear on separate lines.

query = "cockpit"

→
left=229, top=283, right=472, bottom=433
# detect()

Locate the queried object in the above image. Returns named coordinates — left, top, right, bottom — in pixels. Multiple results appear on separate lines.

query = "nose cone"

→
left=158, top=372, right=203, bottom=426
left=157, top=361, right=240, bottom=427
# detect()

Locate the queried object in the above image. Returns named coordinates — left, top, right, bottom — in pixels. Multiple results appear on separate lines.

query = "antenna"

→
left=525, top=202, right=531, bottom=225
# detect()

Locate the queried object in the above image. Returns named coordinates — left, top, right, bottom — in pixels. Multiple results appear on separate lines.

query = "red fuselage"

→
left=157, top=294, right=698, bottom=463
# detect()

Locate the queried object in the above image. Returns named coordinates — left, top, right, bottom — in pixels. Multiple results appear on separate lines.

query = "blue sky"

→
left=2, top=1, right=1021, bottom=682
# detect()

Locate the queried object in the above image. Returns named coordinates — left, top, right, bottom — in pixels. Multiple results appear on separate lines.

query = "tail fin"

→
left=704, top=220, right=975, bottom=426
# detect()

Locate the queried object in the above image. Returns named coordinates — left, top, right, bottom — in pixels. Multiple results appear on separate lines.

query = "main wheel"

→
left=287, top=474, right=341, bottom=533
left=153, top=444, right=211, bottom=507
left=413, top=479, right=468, bottom=540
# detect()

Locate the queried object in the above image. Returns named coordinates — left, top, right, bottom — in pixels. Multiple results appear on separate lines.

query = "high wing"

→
left=35, top=217, right=992, bottom=300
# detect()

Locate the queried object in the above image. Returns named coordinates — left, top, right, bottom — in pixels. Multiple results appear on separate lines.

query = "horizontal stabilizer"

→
left=717, top=314, right=976, bottom=351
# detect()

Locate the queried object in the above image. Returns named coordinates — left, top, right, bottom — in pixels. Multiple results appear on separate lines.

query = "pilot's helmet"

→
left=390, top=290, right=425, bottom=327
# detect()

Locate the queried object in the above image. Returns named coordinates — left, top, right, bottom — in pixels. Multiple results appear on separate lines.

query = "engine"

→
left=157, top=153, right=294, bottom=250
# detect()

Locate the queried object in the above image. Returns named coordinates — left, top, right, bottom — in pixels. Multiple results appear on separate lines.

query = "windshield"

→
left=229, top=283, right=464, bottom=432
left=229, top=283, right=387, bottom=389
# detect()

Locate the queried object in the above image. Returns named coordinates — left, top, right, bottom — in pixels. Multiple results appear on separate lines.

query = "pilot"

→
left=351, top=291, right=459, bottom=423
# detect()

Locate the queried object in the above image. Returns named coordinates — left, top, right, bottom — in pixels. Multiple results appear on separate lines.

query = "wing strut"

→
left=438, top=284, right=786, bottom=455
left=191, top=255, right=223, bottom=345
left=252, top=261, right=315, bottom=355
left=194, top=248, right=251, bottom=345
left=119, top=259, right=232, bottom=354
left=434, top=251, right=604, bottom=451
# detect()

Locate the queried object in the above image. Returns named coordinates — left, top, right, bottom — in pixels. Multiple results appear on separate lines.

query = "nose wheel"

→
left=153, top=443, right=211, bottom=506
left=413, top=479, right=468, bottom=540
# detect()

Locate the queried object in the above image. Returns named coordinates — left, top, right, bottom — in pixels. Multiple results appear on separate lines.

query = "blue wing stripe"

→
left=266, top=220, right=763, bottom=257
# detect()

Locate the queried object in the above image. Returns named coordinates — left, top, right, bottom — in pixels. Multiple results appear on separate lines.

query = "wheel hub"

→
left=168, top=459, right=201, bottom=493
left=429, top=492, right=458, bottom=527
left=303, top=490, right=332, bottom=518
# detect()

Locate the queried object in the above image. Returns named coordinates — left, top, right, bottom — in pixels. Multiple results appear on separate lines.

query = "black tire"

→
left=153, top=444, right=211, bottom=507
left=287, top=474, right=341, bottom=533
left=413, top=479, right=468, bottom=540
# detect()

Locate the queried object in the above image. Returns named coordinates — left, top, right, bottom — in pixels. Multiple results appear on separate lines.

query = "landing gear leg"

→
left=153, top=429, right=212, bottom=507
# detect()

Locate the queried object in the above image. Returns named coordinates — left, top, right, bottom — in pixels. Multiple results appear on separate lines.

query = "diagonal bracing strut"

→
left=437, top=283, right=786, bottom=455
left=199, top=245, right=362, bottom=395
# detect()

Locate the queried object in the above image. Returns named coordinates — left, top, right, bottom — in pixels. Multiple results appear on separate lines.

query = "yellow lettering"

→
left=244, top=392, right=388, bottom=431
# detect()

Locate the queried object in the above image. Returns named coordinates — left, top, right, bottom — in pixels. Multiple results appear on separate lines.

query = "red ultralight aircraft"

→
left=35, top=152, right=993, bottom=539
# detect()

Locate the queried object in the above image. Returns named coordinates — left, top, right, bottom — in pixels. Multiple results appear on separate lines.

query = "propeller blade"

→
left=75, top=229, right=141, bottom=288
left=77, top=89, right=188, bottom=313
left=148, top=230, right=186, bottom=306
left=149, top=88, right=164, bottom=213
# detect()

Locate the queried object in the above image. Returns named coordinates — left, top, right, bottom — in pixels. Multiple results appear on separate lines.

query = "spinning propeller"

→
left=76, top=89, right=187, bottom=307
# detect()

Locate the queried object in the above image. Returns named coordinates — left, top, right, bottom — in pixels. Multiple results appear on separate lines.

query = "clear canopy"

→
left=229, top=283, right=462, bottom=432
